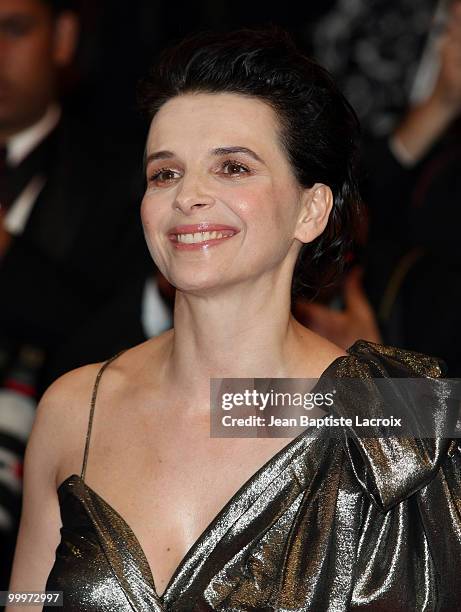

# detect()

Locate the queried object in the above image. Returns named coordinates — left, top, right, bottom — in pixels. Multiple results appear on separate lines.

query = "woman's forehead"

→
left=146, top=92, right=281, bottom=152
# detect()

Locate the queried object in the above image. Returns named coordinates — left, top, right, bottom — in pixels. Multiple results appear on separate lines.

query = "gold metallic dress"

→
left=44, top=341, right=461, bottom=611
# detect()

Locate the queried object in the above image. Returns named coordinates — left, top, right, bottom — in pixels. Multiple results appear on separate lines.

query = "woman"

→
left=8, top=28, right=461, bottom=611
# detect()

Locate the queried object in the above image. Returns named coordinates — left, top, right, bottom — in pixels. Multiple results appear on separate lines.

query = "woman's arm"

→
left=5, top=367, right=96, bottom=611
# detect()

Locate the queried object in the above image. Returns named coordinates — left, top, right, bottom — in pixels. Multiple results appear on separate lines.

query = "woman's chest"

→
left=58, top=417, right=296, bottom=598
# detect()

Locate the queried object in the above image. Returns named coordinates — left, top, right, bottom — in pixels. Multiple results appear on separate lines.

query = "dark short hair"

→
left=139, top=27, right=364, bottom=298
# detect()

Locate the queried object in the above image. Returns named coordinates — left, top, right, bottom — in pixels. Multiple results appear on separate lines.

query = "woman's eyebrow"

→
left=145, top=150, right=175, bottom=165
left=145, top=146, right=264, bottom=167
left=211, top=146, right=264, bottom=163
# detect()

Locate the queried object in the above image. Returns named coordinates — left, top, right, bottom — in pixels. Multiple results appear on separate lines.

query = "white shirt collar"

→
left=7, top=104, right=61, bottom=167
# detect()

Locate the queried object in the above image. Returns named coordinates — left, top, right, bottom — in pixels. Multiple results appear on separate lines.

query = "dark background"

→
left=67, top=0, right=434, bottom=141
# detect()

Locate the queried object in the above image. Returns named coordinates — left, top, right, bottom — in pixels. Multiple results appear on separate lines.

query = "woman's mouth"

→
left=167, top=224, right=239, bottom=250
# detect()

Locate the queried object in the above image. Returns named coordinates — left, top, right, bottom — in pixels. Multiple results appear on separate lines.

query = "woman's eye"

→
left=221, top=160, right=250, bottom=176
left=148, top=168, right=179, bottom=184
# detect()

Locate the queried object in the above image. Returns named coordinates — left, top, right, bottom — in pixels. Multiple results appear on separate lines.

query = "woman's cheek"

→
left=140, top=196, right=150, bottom=226
left=140, top=199, right=162, bottom=263
left=140, top=194, right=163, bottom=231
left=230, top=184, right=273, bottom=218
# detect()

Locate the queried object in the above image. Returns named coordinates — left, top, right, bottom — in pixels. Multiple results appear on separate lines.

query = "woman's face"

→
left=141, top=92, right=324, bottom=295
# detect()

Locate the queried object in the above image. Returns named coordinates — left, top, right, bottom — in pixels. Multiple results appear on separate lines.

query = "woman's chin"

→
left=172, top=272, right=239, bottom=297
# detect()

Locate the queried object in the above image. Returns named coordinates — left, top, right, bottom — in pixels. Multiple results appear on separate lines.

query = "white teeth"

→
left=176, top=231, right=233, bottom=244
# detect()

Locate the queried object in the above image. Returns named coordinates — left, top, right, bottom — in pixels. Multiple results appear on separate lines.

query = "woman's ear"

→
left=294, top=183, right=333, bottom=244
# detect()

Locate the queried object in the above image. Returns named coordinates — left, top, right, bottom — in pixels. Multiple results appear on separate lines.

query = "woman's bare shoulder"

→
left=37, top=361, right=105, bottom=426
left=41, top=331, right=171, bottom=406
left=32, top=363, right=106, bottom=476
left=37, top=332, right=173, bottom=439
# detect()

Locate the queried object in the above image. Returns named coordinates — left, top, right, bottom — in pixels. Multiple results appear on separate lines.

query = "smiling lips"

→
left=167, top=224, right=239, bottom=250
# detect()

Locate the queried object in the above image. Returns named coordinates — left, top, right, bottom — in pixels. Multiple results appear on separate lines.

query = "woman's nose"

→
left=173, top=175, right=215, bottom=214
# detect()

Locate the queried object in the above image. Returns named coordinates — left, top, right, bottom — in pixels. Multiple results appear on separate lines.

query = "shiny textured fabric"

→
left=44, top=340, right=461, bottom=611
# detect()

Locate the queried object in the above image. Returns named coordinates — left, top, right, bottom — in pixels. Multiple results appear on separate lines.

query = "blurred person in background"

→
left=362, top=0, right=461, bottom=375
left=296, top=0, right=461, bottom=375
left=0, top=0, right=167, bottom=590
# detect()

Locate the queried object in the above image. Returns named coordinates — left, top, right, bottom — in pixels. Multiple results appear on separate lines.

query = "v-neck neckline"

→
left=57, top=349, right=355, bottom=602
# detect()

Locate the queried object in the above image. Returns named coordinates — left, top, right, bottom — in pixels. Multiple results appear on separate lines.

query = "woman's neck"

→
left=160, top=281, right=324, bottom=402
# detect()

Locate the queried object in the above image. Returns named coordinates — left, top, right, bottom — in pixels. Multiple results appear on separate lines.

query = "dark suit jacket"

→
left=0, top=113, right=152, bottom=395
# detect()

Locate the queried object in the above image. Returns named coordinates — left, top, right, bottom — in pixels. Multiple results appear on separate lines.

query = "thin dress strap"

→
left=80, top=350, right=126, bottom=481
